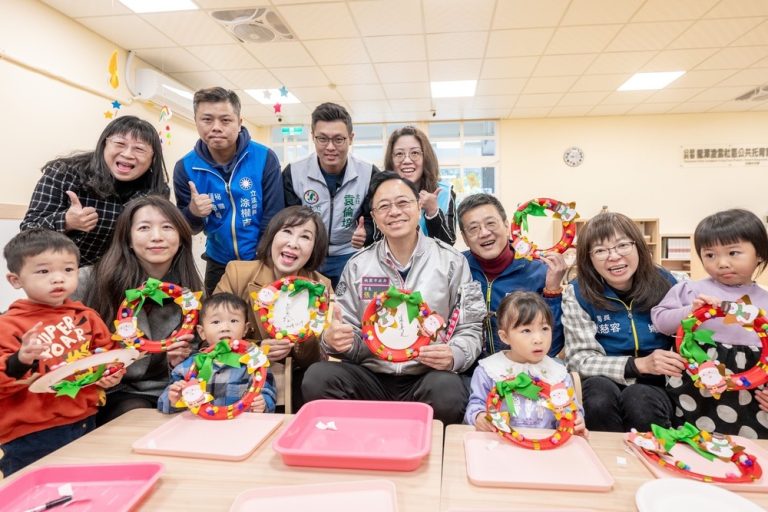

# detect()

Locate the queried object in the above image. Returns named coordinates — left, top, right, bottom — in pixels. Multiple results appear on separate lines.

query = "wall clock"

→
left=563, top=146, right=584, bottom=167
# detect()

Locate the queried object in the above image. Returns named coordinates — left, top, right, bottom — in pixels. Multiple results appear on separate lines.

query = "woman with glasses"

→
left=21, top=116, right=169, bottom=266
left=383, top=126, right=456, bottom=245
left=562, top=211, right=684, bottom=432
left=302, top=171, right=484, bottom=425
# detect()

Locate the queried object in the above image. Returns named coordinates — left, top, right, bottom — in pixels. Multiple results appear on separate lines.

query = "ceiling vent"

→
left=210, top=8, right=295, bottom=43
left=735, top=84, right=768, bottom=102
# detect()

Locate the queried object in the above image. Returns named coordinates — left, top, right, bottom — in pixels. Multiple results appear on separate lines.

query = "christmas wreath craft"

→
left=29, top=348, right=140, bottom=398
left=485, top=373, right=577, bottom=450
left=253, top=276, right=330, bottom=343
left=114, top=278, right=202, bottom=353
left=361, top=285, right=445, bottom=362
left=675, top=298, right=768, bottom=399
left=626, top=423, right=763, bottom=484
left=510, top=198, right=579, bottom=260
left=176, top=339, right=270, bottom=420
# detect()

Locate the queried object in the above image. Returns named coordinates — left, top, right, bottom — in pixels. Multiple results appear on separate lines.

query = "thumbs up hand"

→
left=64, top=191, right=99, bottom=232
left=188, top=181, right=214, bottom=218
left=323, top=303, right=355, bottom=353
left=350, top=216, right=366, bottom=249
left=418, top=188, right=442, bottom=218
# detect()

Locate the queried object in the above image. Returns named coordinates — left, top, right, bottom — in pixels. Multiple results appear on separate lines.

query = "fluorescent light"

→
left=161, top=84, right=193, bottom=100
left=618, top=71, right=685, bottom=91
left=245, top=89, right=301, bottom=105
left=431, top=80, right=477, bottom=98
left=118, top=0, right=198, bottom=13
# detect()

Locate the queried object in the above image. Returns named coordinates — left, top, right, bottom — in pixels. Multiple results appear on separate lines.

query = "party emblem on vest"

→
left=239, top=177, right=253, bottom=190
left=303, top=189, right=320, bottom=205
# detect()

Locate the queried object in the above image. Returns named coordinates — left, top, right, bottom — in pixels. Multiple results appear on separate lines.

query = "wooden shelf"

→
left=661, top=234, right=693, bottom=278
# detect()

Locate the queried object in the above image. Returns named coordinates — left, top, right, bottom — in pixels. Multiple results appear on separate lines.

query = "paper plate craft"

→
left=361, top=285, right=445, bottom=362
left=675, top=299, right=768, bottom=399
left=29, top=348, right=140, bottom=398
left=253, top=276, right=330, bottom=343
left=509, top=198, right=579, bottom=260
left=114, top=278, right=202, bottom=353
left=176, top=339, right=269, bottom=420
left=485, top=374, right=577, bottom=450
left=626, top=423, right=763, bottom=484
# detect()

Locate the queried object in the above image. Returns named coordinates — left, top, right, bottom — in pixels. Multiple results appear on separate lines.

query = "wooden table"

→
left=440, top=424, right=768, bottom=511
left=5, top=409, right=444, bottom=511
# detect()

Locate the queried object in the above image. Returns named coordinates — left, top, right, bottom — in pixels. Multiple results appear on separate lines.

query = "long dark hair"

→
left=384, top=126, right=440, bottom=193
left=43, top=116, right=168, bottom=198
left=576, top=212, right=671, bottom=311
left=83, top=195, right=203, bottom=322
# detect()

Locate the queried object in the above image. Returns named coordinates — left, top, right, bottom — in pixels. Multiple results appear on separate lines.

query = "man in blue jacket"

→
left=458, top=193, right=566, bottom=358
left=174, top=87, right=284, bottom=294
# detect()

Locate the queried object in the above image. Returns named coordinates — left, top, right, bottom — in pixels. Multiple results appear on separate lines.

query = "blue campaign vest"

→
left=418, top=181, right=451, bottom=235
left=181, top=141, right=268, bottom=263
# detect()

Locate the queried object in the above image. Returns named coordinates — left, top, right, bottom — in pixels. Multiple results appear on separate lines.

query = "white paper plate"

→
left=636, top=478, right=764, bottom=512
left=29, top=348, right=141, bottom=393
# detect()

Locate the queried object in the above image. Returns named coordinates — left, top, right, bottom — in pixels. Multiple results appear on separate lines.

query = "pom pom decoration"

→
left=485, top=373, right=577, bottom=450
left=675, top=297, right=768, bottom=399
left=509, top=198, right=579, bottom=260
left=175, top=339, right=270, bottom=420
left=625, top=423, right=763, bottom=483
left=253, top=276, right=330, bottom=343
left=113, top=278, right=202, bottom=353
left=361, top=285, right=445, bottom=362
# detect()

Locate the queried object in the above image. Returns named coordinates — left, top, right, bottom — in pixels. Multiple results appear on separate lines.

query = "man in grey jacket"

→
left=283, top=103, right=379, bottom=288
left=302, top=172, right=485, bottom=424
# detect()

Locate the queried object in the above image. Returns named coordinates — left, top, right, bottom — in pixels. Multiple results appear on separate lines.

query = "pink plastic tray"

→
left=0, top=462, right=163, bottom=512
left=272, top=399, right=433, bottom=471
left=464, top=431, right=614, bottom=491
left=625, top=433, right=768, bottom=493
left=132, top=412, right=283, bottom=461
left=230, top=479, right=398, bottom=512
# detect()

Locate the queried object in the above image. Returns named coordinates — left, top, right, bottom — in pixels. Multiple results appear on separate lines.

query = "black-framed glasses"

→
left=314, top=135, right=348, bottom=147
left=372, top=198, right=417, bottom=215
left=591, top=241, right=636, bottom=261
left=392, top=150, right=423, bottom=163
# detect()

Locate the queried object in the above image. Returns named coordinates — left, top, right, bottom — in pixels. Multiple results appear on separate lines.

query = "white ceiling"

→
left=41, top=0, right=768, bottom=126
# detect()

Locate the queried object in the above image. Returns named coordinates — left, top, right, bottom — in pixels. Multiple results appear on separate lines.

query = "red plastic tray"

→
left=0, top=462, right=164, bottom=512
left=230, top=479, right=398, bottom=511
left=272, top=399, right=432, bottom=471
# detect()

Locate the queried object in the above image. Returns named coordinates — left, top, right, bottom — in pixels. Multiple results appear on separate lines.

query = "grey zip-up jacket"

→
left=321, top=231, right=485, bottom=375
left=283, top=153, right=377, bottom=256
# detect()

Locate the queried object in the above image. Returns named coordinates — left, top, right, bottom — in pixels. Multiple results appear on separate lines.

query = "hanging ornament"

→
left=279, top=85, right=289, bottom=97
left=108, top=50, right=119, bottom=89
left=273, top=102, right=282, bottom=114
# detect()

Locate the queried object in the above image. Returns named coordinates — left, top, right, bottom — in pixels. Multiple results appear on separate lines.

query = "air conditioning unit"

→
left=210, top=8, right=295, bottom=43
left=132, top=68, right=195, bottom=121
left=735, top=84, right=768, bottom=102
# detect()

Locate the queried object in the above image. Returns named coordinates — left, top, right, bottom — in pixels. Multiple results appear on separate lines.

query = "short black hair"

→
left=457, top=193, right=508, bottom=232
left=5, top=228, right=80, bottom=274
left=201, top=292, right=249, bottom=321
left=695, top=209, right=768, bottom=276
left=496, top=291, right=553, bottom=331
left=311, top=102, right=353, bottom=134
left=193, top=87, right=241, bottom=118
left=368, top=170, right=420, bottom=209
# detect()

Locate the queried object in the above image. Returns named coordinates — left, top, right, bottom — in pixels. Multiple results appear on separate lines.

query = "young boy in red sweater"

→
left=0, top=229, right=124, bottom=476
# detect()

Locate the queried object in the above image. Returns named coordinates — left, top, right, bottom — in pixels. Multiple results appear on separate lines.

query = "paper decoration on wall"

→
left=108, top=50, right=119, bottom=89
left=159, top=106, right=173, bottom=146
left=104, top=100, right=121, bottom=119
left=263, top=90, right=272, bottom=100
left=279, top=86, right=289, bottom=97
left=273, top=103, right=282, bottom=114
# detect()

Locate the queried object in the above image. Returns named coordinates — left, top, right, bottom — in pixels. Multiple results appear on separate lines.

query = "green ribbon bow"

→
left=290, top=279, right=326, bottom=308
left=513, top=202, right=547, bottom=232
left=679, top=317, right=716, bottom=364
left=495, top=373, right=542, bottom=416
left=51, top=365, right=106, bottom=398
left=125, top=278, right=170, bottom=316
left=193, top=341, right=242, bottom=383
left=382, top=286, right=424, bottom=323
left=651, top=422, right=714, bottom=461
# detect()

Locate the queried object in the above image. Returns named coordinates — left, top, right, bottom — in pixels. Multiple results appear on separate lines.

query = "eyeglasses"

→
left=464, top=219, right=502, bottom=239
left=392, top=150, right=423, bottom=163
left=107, top=137, right=151, bottom=157
left=591, top=241, right=636, bottom=261
left=372, top=198, right=417, bottom=215
left=314, top=135, right=348, bottom=147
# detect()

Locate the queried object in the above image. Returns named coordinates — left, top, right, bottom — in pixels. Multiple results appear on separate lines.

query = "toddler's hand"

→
left=168, top=381, right=186, bottom=405
left=756, top=388, right=768, bottom=413
left=95, top=367, right=125, bottom=389
left=18, top=322, right=51, bottom=365
left=574, top=414, right=589, bottom=439
left=250, top=394, right=266, bottom=413
left=692, top=294, right=721, bottom=312
left=474, top=412, right=495, bottom=432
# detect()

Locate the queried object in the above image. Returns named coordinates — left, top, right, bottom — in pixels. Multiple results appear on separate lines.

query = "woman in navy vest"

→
left=383, top=126, right=456, bottom=245
left=562, top=212, right=686, bottom=432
